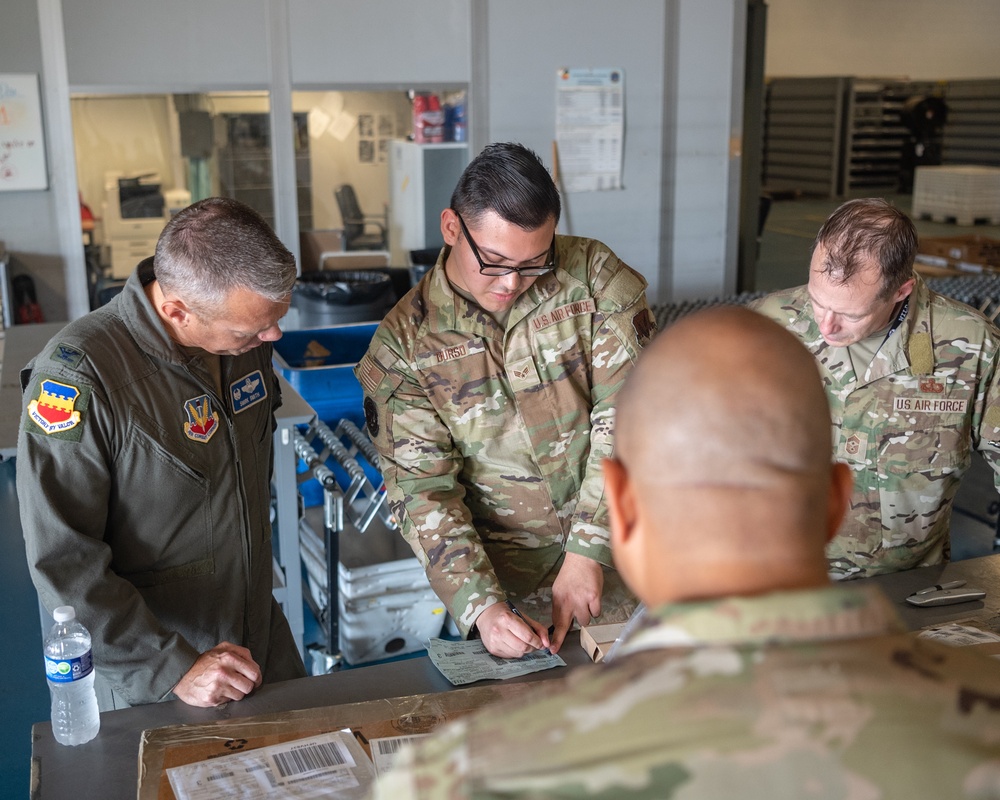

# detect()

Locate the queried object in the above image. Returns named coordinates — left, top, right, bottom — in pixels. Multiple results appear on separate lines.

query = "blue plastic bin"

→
left=273, top=322, right=381, bottom=507
left=273, top=322, right=379, bottom=429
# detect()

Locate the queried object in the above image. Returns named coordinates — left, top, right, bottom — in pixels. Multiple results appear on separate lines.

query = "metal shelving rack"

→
left=842, top=79, right=941, bottom=197
left=763, top=76, right=946, bottom=198
left=763, top=76, right=846, bottom=198
left=217, top=112, right=313, bottom=232
left=942, top=79, right=1000, bottom=168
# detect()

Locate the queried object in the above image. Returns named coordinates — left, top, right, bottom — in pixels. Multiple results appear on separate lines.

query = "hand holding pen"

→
left=474, top=599, right=551, bottom=659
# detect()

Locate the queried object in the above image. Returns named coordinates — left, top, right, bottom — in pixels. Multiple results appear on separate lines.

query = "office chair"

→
left=335, top=184, right=388, bottom=251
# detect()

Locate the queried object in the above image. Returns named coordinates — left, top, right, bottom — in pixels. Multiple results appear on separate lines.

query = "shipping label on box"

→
left=139, top=682, right=549, bottom=799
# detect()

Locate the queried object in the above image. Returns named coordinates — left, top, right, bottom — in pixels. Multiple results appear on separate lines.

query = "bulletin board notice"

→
left=555, top=68, right=624, bottom=193
left=0, top=74, right=48, bottom=192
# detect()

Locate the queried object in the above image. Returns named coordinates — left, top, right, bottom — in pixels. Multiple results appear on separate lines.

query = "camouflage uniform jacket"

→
left=355, top=237, right=654, bottom=635
left=374, top=584, right=1000, bottom=799
left=753, top=275, right=1000, bottom=579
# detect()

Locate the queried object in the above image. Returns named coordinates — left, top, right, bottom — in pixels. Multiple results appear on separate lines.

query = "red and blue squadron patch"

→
left=183, top=394, right=220, bottom=443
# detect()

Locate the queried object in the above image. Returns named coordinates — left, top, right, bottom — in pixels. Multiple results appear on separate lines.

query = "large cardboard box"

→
left=916, top=234, right=1000, bottom=273
left=138, top=682, right=548, bottom=799
left=912, top=165, right=1000, bottom=225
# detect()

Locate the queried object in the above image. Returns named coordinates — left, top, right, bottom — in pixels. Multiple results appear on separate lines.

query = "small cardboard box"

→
left=320, top=250, right=391, bottom=271
left=580, top=622, right=626, bottom=663
left=300, top=229, right=345, bottom=272
left=917, top=234, right=1000, bottom=273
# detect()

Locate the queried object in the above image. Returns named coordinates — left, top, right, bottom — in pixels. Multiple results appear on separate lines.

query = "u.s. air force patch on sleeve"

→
left=24, top=377, right=91, bottom=441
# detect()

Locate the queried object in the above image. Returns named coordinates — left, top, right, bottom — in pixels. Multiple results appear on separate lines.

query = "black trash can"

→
left=292, top=270, right=393, bottom=327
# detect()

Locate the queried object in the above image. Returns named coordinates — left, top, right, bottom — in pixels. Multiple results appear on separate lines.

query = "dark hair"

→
left=450, top=142, right=561, bottom=229
left=154, top=196, right=297, bottom=312
left=813, top=198, right=918, bottom=300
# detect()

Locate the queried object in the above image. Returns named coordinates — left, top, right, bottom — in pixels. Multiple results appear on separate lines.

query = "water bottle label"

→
left=45, top=651, right=94, bottom=683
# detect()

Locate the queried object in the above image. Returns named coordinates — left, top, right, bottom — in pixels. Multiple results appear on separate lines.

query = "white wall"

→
left=8, top=0, right=752, bottom=318
left=293, top=91, right=413, bottom=232
left=62, top=0, right=272, bottom=90
left=289, top=0, right=470, bottom=87
left=766, top=0, right=1000, bottom=80
left=71, top=96, right=177, bottom=221
left=0, top=0, right=67, bottom=322
left=483, top=0, right=671, bottom=299
left=480, top=0, right=746, bottom=303
left=668, top=1, right=745, bottom=300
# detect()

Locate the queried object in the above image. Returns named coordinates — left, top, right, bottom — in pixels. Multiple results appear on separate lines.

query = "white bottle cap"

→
left=52, top=606, right=76, bottom=623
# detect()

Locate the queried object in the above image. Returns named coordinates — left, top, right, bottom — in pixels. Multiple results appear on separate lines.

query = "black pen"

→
left=506, top=600, right=552, bottom=652
left=505, top=599, right=525, bottom=621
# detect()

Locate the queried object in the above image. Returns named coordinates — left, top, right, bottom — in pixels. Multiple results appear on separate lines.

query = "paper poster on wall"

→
left=555, top=68, right=624, bottom=193
left=0, top=74, right=48, bottom=191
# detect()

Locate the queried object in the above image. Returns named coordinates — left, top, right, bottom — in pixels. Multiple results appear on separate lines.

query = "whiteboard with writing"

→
left=0, top=74, right=48, bottom=191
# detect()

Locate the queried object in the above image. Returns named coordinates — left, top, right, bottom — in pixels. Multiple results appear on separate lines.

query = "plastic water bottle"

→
left=44, top=606, right=100, bottom=746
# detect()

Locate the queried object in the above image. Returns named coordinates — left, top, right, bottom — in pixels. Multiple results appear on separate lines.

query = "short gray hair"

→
left=154, top=197, right=297, bottom=312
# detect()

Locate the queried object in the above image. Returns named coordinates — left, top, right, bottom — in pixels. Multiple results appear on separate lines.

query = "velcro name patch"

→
left=531, top=299, right=596, bottom=331
left=894, top=396, right=968, bottom=414
left=230, top=370, right=267, bottom=414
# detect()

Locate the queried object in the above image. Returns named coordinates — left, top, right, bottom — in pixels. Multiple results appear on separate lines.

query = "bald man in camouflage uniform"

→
left=375, top=307, right=1000, bottom=799
left=356, top=143, right=655, bottom=657
left=754, top=198, right=1000, bottom=580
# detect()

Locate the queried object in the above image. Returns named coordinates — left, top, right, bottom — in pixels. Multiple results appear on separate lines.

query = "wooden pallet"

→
left=915, top=212, right=1000, bottom=226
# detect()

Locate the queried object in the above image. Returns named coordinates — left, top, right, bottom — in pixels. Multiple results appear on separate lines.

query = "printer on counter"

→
left=101, top=171, right=168, bottom=279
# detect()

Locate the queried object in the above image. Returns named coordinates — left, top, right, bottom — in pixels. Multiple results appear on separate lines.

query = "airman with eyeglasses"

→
left=356, top=142, right=656, bottom=663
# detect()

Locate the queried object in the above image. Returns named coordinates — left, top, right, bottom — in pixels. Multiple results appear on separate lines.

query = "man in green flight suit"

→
left=356, top=142, right=656, bottom=657
left=19, top=198, right=306, bottom=710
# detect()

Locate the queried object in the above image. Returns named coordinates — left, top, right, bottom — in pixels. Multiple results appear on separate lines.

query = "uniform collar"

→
left=117, top=257, right=196, bottom=365
left=617, top=584, right=904, bottom=656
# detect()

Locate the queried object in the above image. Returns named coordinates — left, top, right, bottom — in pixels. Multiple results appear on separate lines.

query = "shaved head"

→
left=616, top=306, right=830, bottom=489
left=606, top=306, right=849, bottom=604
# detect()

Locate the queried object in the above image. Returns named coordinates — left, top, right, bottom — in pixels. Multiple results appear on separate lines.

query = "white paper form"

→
left=427, top=637, right=566, bottom=685
left=555, top=68, right=625, bottom=193
left=166, top=730, right=375, bottom=800
left=918, top=622, right=1000, bottom=646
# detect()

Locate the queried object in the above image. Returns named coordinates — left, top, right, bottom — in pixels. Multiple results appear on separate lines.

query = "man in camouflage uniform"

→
left=356, top=143, right=655, bottom=657
left=753, top=198, right=1000, bottom=579
left=375, top=307, right=1000, bottom=799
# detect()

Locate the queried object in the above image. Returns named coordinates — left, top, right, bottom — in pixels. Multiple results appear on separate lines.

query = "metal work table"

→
left=30, top=553, right=1000, bottom=799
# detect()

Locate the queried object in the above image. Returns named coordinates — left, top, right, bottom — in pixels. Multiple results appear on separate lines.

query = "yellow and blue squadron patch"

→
left=26, top=378, right=87, bottom=438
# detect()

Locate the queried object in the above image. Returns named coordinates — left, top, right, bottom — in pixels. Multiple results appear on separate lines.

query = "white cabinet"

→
left=389, top=141, right=468, bottom=265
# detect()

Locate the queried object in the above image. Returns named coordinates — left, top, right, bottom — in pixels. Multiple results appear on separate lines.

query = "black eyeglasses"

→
left=454, top=211, right=556, bottom=277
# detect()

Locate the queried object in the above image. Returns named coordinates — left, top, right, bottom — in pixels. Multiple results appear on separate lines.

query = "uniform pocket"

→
left=876, top=422, right=969, bottom=554
left=109, top=409, right=214, bottom=585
